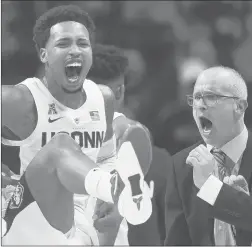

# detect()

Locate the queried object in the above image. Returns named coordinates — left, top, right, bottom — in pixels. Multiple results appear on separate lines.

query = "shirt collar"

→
left=207, top=126, right=248, bottom=163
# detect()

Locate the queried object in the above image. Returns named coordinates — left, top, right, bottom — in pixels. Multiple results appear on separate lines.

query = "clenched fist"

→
left=93, top=199, right=123, bottom=233
left=186, top=144, right=215, bottom=188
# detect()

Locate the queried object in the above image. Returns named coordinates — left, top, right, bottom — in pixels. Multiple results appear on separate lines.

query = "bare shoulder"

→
left=98, top=84, right=115, bottom=103
left=2, top=84, right=36, bottom=140
left=2, top=84, right=34, bottom=110
left=98, top=85, right=115, bottom=142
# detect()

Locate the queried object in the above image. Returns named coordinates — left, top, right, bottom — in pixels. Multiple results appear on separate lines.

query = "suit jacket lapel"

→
left=235, top=131, right=252, bottom=246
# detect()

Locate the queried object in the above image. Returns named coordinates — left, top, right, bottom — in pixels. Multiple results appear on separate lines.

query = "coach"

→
left=164, top=66, right=252, bottom=246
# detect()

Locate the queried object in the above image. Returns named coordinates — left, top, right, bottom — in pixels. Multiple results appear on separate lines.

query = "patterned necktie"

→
left=211, top=147, right=230, bottom=180
left=211, top=147, right=236, bottom=245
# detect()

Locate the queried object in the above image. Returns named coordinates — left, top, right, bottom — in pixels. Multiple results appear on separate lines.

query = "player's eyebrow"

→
left=56, top=37, right=89, bottom=42
left=56, top=37, right=71, bottom=42
left=78, top=38, right=89, bottom=41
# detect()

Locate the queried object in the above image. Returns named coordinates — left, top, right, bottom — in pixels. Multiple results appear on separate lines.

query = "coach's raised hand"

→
left=186, top=144, right=215, bottom=188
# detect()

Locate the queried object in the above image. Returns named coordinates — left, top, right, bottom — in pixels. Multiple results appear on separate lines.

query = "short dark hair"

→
left=33, top=5, right=95, bottom=53
left=88, top=44, right=129, bottom=83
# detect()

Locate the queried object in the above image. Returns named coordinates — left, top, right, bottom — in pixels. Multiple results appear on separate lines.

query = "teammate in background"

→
left=87, top=44, right=156, bottom=245
left=1, top=5, right=153, bottom=244
left=87, top=44, right=132, bottom=245
left=88, top=44, right=172, bottom=246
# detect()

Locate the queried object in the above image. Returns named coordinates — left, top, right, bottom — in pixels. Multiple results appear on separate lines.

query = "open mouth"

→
left=65, top=62, right=82, bottom=83
left=199, top=116, right=213, bottom=134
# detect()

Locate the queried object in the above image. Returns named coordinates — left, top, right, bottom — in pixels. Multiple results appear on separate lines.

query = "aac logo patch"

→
left=48, top=103, right=57, bottom=115
left=9, top=182, right=24, bottom=209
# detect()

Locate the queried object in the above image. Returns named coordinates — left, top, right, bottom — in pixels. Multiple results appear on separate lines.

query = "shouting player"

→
left=2, top=5, right=153, bottom=245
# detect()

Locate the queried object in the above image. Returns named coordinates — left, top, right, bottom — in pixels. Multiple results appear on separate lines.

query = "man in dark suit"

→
left=165, top=66, right=252, bottom=246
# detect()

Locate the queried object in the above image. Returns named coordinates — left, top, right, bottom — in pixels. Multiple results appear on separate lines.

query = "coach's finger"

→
left=186, top=156, right=200, bottom=167
left=228, top=175, right=237, bottom=187
left=223, top=176, right=230, bottom=185
left=233, top=175, right=249, bottom=192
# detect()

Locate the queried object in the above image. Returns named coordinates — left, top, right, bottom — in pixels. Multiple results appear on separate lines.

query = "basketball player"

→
left=85, top=44, right=154, bottom=245
left=1, top=5, right=153, bottom=244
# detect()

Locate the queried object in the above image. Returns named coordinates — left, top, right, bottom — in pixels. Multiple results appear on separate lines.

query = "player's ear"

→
left=121, top=84, right=125, bottom=96
left=39, top=48, right=48, bottom=63
left=115, top=84, right=125, bottom=100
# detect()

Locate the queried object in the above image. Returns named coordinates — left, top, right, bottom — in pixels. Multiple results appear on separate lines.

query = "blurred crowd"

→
left=2, top=1, right=252, bottom=155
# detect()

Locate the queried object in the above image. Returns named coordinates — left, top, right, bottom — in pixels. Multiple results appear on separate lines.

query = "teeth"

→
left=203, top=127, right=211, bottom=134
left=66, top=62, right=82, bottom=67
left=68, top=76, right=79, bottom=82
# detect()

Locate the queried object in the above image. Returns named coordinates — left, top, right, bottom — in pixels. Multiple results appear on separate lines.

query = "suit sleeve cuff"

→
left=197, top=175, right=223, bottom=206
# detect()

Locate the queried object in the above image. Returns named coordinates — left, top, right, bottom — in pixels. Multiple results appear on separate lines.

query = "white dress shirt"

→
left=197, top=126, right=248, bottom=204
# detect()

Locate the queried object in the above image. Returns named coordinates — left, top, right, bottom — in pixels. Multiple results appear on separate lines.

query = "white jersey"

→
left=2, top=77, right=107, bottom=174
left=2, top=77, right=108, bottom=245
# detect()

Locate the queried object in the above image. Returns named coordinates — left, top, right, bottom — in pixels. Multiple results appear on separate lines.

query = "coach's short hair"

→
left=199, top=66, right=248, bottom=100
left=33, top=5, right=95, bottom=52
left=88, top=44, right=129, bottom=83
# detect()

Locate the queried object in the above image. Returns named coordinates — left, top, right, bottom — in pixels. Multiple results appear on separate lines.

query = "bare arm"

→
left=99, top=85, right=115, bottom=143
left=2, top=85, right=37, bottom=141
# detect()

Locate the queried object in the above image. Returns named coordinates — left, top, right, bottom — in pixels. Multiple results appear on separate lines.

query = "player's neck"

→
left=42, top=77, right=86, bottom=109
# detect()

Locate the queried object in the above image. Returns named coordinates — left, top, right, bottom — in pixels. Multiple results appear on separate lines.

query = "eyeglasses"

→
left=187, top=93, right=240, bottom=107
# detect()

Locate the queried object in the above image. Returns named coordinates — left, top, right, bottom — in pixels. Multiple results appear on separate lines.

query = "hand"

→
left=93, top=199, right=123, bottom=233
left=223, top=175, right=250, bottom=196
left=186, top=144, right=215, bottom=189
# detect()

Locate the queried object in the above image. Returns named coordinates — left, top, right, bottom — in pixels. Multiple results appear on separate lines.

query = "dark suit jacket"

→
left=128, top=146, right=172, bottom=245
left=164, top=131, right=252, bottom=246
